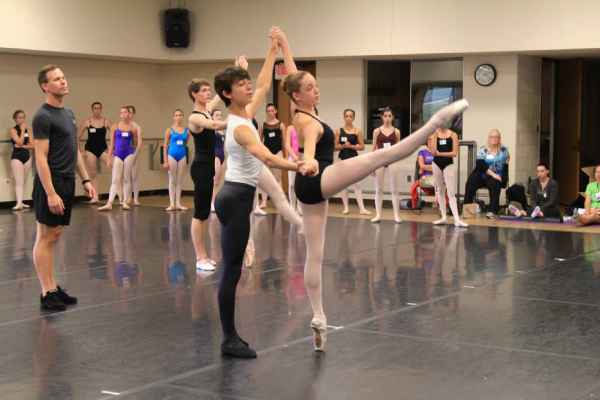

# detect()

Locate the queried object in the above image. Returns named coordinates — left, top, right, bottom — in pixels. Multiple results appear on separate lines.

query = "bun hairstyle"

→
left=343, top=109, right=355, bottom=117
left=91, top=102, right=102, bottom=109
left=282, top=71, right=308, bottom=104
left=381, top=107, right=394, bottom=117
left=266, top=102, right=277, bottom=110
left=173, top=109, right=184, bottom=116
left=12, top=110, right=25, bottom=120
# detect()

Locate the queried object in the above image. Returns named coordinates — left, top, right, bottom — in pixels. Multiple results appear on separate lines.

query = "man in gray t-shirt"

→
left=32, top=65, right=96, bottom=311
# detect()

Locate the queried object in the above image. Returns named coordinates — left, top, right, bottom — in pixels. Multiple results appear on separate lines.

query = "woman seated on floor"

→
left=508, top=163, right=560, bottom=219
left=572, top=165, right=600, bottom=227
left=464, top=129, right=510, bottom=219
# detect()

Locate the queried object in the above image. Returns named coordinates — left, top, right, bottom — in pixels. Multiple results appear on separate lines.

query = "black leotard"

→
left=84, top=119, right=108, bottom=159
left=338, top=128, right=358, bottom=160
left=294, top=111, right=335, bottom=205
left=433, top=135, right=454, bottom=171
left=190, top=111, right=216, bottom=221
left=11, top=125, right=30, bottom=164
left=262, top=122, right=282, bottom=155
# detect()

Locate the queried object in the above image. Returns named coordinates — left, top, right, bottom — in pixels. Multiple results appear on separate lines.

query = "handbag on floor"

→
left=462, top=203, right=480, bottom=219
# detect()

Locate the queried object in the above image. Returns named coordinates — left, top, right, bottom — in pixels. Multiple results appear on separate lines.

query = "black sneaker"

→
left=56, top=286, right=78, bottom=305
left=40, top=291, right=66, bottom=311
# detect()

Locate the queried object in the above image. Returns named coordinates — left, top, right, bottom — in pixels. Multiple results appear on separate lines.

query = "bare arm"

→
left=233, top=125, right=298, bottom=172
left=23, top=129, right=35, bottom=150
left=77, top=119, right=90, bottom=151
left=258, top=123, right=264, bottom=140
left=585, top=195, right=592, bottom=211
left=395, top=128, right=401, bottom=143
left=189, top=113, right=227, bottom=133
left=134, top=125, right=142, bottom=153
left=106, top=125, right=116, bottom=168
left=280, top=122, right=286, bottom=153
left=334, top=129, right=344, bottom=151
left=10, top=128, right=23, bottom=146
left=275, top=28, right=297, bottom=75
left=163, top=129, right=171, bottom=167
left=297, top=116, right=322, bottom=176
left=283, top=125, right=297, bottom=160
left=371, top=129, right=379, bottom=152
left=354, top=129, right=365, bottom=151
left=418, top=155, right=432, bottom=172
left=246, top=37, right=279, bottom=118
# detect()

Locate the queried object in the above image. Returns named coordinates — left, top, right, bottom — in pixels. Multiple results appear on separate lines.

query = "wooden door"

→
left=554, top=59, right=582, bottom=205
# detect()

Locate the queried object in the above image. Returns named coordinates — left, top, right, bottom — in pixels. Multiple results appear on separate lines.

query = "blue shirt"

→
left=477, top=146, right=509, bottom=176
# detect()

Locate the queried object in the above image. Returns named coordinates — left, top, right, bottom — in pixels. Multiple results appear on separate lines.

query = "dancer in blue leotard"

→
left=163, top=109, right=190, bottom=211
left=99, top=107, right=138, bottom=211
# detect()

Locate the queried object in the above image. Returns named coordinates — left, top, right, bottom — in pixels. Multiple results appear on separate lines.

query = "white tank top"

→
left=224, top=114, right=263, bottom=187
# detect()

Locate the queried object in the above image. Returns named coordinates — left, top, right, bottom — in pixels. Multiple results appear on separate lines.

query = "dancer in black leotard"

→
left=213, top=30, right=302, bottom=358
left=77, top=102, right=113, bottom=204
left=334, top=109, right=370, bottom=216
left=257, top=103, right=286, bottom=210
left=432, top=127, right=468, bottom=227
left=273, top=28, right=469, bottom=352
left=187, top=76, right=230, bottom=271
left=9, top=110, right=34, bottom=210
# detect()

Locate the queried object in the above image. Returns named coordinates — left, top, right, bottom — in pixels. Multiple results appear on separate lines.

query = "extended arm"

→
left=246, top=37, right=279, bottom=118
left=189, top=113, right=227, bottom=133
left=234, top=125, right=298, bottom=172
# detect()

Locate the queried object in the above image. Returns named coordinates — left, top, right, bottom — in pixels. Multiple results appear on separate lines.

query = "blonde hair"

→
left=281, top=71, right=308, bottom=104
left=487, top=129, right=502, bottom=149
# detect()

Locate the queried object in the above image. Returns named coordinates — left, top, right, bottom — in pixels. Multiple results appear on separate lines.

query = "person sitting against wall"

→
left=507, top=163, right=559, bottom=219
left=463, top=129, right=510, bottom=219
left=410, top=135, right=448, bottom=209
left=572, top=165, right=600, bottom=227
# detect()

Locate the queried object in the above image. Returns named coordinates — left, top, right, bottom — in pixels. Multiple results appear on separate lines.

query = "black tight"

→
left=214, top=181, right=256, bottom=343
left=464, top=173, right=502, bottom=214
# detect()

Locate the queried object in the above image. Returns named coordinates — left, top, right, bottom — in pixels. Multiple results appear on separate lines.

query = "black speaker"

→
left=165, top=8, right=190, bottom=48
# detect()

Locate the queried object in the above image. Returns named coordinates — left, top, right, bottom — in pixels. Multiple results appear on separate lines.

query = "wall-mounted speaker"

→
left=165, top=8, right=189, bottom=48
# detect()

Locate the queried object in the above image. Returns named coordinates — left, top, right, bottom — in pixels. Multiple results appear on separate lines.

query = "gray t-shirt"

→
left=32, top=104, right=78, bottom=178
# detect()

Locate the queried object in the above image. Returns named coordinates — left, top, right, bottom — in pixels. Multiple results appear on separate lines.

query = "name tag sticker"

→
left=486, top=154, right=495, bottom=160
left=24, top=133, right=29, bottom=138
left=177, top=140, right=184, bottom=145
left=90, top=128, right=96, bottom=133
left=122, top=132, right=129, bottom=137
left=384, top=142, right=391, bottom=148
left=341, top=137, right=348, bottom=142
left=595, top=192, right=600, bottom=202
left=269, top=132, right=275, bottom=138
left=543, top=192, right=547, bottom=198
left=222, top=136, right=225, bottom=142
left=439, top=139, right=447, bottom=145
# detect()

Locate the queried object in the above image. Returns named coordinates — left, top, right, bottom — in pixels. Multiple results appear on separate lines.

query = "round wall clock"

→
left=475, top=64, right=497, bottom=86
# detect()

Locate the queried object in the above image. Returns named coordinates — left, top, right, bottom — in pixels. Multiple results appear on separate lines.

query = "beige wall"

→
left=2, top=0, right=600, bottom=62
left=0, top=52, right=164, bottom=202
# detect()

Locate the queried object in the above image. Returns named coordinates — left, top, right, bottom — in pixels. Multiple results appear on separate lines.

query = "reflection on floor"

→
left=1, top=204, right=600, bottom=399
left=140, top=194, right=599, bottom=233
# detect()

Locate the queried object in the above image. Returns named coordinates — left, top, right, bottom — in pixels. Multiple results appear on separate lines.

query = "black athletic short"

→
left=33, top=173, right=75, bottom=227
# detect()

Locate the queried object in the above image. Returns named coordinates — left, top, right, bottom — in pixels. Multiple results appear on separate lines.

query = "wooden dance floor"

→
left=1, top=203, right=600, bottom=399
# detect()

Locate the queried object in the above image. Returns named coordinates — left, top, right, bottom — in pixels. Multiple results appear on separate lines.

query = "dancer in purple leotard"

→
left=211, top=108, right=226, bottom=212
left=99, top=107, right=138, bottom=211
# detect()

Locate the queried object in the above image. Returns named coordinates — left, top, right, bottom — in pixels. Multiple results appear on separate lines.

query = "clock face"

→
left=475, top=64, right=497, bottom=86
